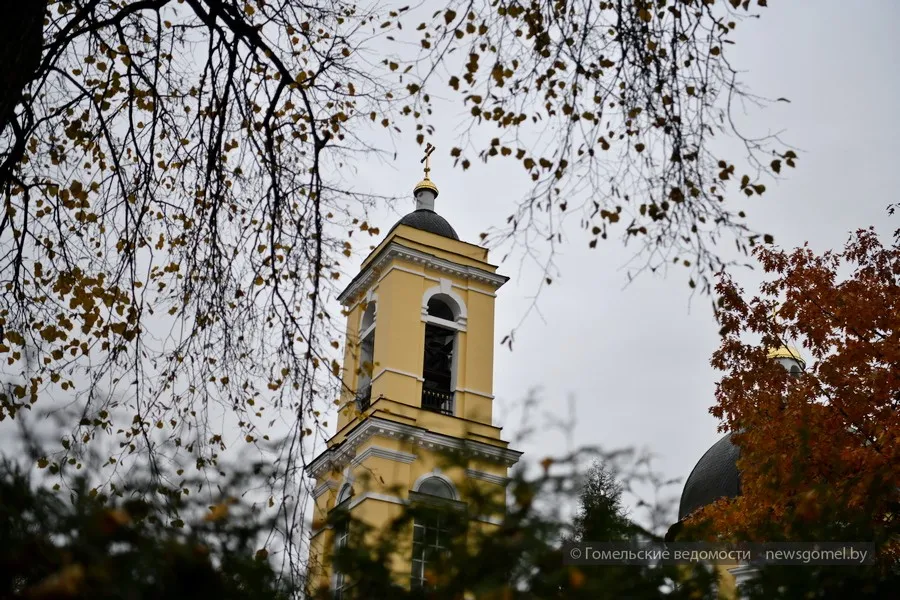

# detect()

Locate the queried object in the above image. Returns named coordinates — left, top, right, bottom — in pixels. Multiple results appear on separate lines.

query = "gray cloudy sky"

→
left=346, top=0, right=900, bottom=519
left=0, top=0, right=892, bottom=543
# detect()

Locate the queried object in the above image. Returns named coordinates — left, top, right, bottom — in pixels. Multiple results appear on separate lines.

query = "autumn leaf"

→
left=691, top=228, right=899, bottom=549
left=569, top=567, right=586, bottom=588
left=205, top=503, right=229, bottom=522
left=28, top=564, right=85, bottom=597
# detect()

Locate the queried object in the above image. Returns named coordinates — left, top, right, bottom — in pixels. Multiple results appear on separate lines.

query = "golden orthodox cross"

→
left=421, top=143, right=435, bottom=179
left=770, top=301, right=783, bottom=325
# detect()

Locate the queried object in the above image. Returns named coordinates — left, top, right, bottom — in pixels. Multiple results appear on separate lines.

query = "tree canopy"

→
left=304, top=453, right=716, bottom=599
left=557, top=460, right=716, bottom=599
left=0, top=0, right=792, bottom=579
left=686, top=224, right=900, bottom=596
left=0, top=456, right=294, bottom=600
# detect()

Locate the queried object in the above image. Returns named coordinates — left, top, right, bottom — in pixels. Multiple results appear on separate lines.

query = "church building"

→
left=305, top=147, right=522, bottom=596
left=667, top=344, right=806, bottom=598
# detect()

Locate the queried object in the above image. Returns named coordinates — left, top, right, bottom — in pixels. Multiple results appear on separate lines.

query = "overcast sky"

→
left=1, top=0, right=894, bottom=538
left=343, top=0, right=900, bottom=521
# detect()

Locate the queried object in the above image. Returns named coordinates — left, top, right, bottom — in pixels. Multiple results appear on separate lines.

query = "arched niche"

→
left=336, top=483, right=354, bottom=505
left=421, top=282, right=467, bottom=329
left=412, top=471, right=459, bottom=501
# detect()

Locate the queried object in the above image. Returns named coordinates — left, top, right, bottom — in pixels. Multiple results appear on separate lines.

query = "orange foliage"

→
left=690, top=227, right=899, bottom=547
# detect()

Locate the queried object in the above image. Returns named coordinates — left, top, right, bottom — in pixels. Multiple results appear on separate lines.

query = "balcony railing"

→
left=421, top=387, right=454, bottom=416
left=355, top=384, right=372, bottom=412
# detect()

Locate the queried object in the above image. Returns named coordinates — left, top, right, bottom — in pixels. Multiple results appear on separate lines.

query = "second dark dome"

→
left=677, top=433, right=741, bottom=521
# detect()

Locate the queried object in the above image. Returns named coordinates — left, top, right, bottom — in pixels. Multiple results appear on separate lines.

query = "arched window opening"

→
left=422, top=321, right=455, bottom=416
left=416, top=476, right=455, bottom=499
left=423, top=288, right=466, bottom=326
left=336, top=483, right=354, bottom=505
left=427, top=297, right=455, bottom=322
left=420, top=288, right=465, bottom=416
left=410, top=476, right=461, bottom=590
left=332, top=484, right=354, bottom=599
left=360, top=301, right=376, bottom=332
left=356, top=301, right=376, bottom=411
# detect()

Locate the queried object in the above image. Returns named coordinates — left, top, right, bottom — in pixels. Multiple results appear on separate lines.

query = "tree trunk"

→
left=0, top=1, right=47, bottom=135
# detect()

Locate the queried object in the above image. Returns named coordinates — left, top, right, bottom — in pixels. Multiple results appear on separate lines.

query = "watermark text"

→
left=563, top=542, right=874, bottom=566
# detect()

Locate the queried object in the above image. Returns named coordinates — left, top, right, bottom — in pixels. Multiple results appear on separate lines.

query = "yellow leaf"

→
left=30, top=564, right=85, bottom=597
left=106, top=509, right=131, bottom=527
left=569, top=567, right=586, bottom=588
left=205, top=503, right=229, bottom=522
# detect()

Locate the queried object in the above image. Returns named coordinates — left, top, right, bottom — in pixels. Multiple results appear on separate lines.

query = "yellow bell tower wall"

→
left=305, top=213, right=521, bottom=595
left=334, top=225, right=508, bottom=436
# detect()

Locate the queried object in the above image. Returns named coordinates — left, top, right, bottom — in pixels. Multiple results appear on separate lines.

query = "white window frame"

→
left=421, top=280, right=467, bottom=329
left=410, top=510, right=452, bottom=590
left=421, top=284, right=465, bottom=411
left=332, top=483, right=354, bottom=599
left=357, top=296, right=377, bottom=397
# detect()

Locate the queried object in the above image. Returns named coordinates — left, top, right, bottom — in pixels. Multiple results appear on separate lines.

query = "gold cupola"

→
left=766, top=303, right=805, bottom=370
left=413, top=142, right=439, bottom=201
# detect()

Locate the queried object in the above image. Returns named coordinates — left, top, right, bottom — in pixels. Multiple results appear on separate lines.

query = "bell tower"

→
left=306, top=147, right=521, bottom=594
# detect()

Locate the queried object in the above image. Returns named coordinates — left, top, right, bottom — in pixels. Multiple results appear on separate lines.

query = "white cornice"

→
left=348, top=491, right=406, bottom=510
left=348, top=266, right=496, bottom=312
left=475, top=514, right=504, bottom=526
left=343, top=491, right=504, bottom=526
left=466, top=469, right=510, bottom=487
left=351, top=445, right=417, bottom=467
left=338, top=242, right=509, bottom=305
left=306, top=416, right=522, bottom=479
left=312, top=479, right=339, bottom=500
left=372, top=367, right=424, bottom=384
left=309, top=522, right=333, bottom=538
left=455, top=387, right=494, bottom=400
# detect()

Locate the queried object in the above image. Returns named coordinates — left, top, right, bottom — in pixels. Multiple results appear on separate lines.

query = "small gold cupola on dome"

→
left=766, top=303, right=806, bottom=373
left=767, top=345, right=806, bottom=368
left=413, top=142, right=439, bottom=211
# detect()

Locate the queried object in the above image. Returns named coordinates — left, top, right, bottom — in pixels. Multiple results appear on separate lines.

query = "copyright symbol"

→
left=570, top=547, right=582, bottom=559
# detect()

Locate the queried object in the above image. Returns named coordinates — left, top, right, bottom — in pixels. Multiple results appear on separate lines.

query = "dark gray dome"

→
left=390, top=209, right=459, bottom=241
left=677, top=433, right=741, bottom=520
